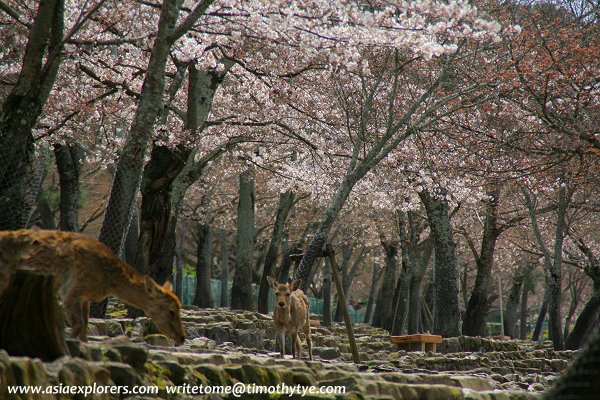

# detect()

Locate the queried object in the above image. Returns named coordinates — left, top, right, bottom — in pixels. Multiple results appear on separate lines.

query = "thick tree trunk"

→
left=419, top=189, right=462, bottom=337
left=543, top=321, right=600, bottom=400
left=219, top=229, right=230, bottom=307
left=194, top=218, right=214, bottom=308
left=504, top=269, right=525, bottom=338
left=0, top=0, right=64, bottom=230
left=54, top=143, right=84, bottom=232
left=0, top=271, right=68, bottom=361
left=98, top=0, right=184, bottom=260
left=132, top=61, right=236, bottom=290
left=565, top=292, right=600, bottom=350
left=258, top=191, right=295, bottom=313
left=463, top=185, right=500, bottom=336
left=231, top=169, right=256, bottom=310
left=92, top=0, right=191, bottom=319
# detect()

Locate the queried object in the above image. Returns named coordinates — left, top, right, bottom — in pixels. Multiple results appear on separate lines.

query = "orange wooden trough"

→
left=390, top=334, right=443, bottom=352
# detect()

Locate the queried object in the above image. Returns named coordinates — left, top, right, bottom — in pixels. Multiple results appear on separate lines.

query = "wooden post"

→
left=0, top=271, right=68, bottom=361
left=499, top=276, right=505, bottom=338
left=326, top=245, right=360, bottom=364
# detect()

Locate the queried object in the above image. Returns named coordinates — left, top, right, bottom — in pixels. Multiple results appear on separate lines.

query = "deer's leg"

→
left=291, top=331, right=298, bottom=359
left=296, top=335, right=303, bottom=359
left=278, top=332, right=286, bottom=358
left=303, top=324, right=313, bottom=361
left=81, top=301, right=90, bottom=340
left=65, top=299, right=86, bottom=342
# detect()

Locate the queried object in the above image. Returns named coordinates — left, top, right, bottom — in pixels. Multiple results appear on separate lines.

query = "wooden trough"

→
left=390, top=334, right=443, bottom=352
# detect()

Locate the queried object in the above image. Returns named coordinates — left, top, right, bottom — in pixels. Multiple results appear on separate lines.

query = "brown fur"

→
left=0, top=229, right=185, bottom=345
left=267, top=277, right=312, bottom=360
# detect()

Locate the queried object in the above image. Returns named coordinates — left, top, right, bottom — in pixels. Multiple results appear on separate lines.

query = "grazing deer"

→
left=267, top=276, right=312, bottom=360
left=0, top=229, right=186, bottom=345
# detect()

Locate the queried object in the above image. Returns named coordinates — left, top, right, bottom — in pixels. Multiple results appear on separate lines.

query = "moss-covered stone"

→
left=113, top=345, right=148, bottom=371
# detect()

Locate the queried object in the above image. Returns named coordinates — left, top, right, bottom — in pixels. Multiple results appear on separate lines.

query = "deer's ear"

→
left=290, top=279, right=302, bottom=291
left=163, top=281, right=173, bottom=291
left=144, top=276, right=159, bottom=295
left=267, top=276, right=277, bottom=289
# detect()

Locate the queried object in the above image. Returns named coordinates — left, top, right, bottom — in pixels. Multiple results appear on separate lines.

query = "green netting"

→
left=177, top=274, right=366, bottom=323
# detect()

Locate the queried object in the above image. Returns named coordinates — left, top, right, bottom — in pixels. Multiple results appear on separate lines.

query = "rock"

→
left=195, top=364, right=231, bottom=386
left=144, top=334, right=172, bottom=347
left=113, top=345, right=148, bottom=371
left=235, top=329, right=265, bottom=350
left=189, top=337, right=217, bottom=350
left=155, top=361, right=187, bottom=385
left=104, top=362, right=139, bottom=387
left=212, top=327, right=231, bottom=344
left=312, top=347, right=341, bottom=360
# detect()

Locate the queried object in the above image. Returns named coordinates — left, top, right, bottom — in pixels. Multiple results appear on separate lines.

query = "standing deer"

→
left=0, top=229, right=186, bottom=345
left=267, top=276, right=312, bottom=360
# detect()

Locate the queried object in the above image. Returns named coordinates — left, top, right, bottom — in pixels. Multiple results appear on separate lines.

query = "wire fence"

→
left=177, top=274, right=367, bottom=324
left=0, top=144, right=48, bottom=230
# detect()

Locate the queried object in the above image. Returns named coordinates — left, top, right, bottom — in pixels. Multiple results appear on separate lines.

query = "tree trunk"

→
left=372, top=284, right=384, bottom=328
left=333, top=245, right=365, bottom=322
left=421, top=288, right=434, bottom=333
left=523, top=184, right=568, bottom=349
left=504, top=268, right=525, bottom=338
left=91, top=0, right=189, bottom=320
left=231, top=169, right=256, bottom=310
left=0, top=0, right=64, bottom=230
left=407, top=275, right=423, bottom=333
left=407, top=237, right=433, bottom=334
left=333, top=244, right=354, bottom=322
left=295, top=173, right=360, bottom=291
left=323, top=263, right=332, bottom=326
left=0, top=271, right=68, bottom=361
left=391, top=267, right=410, bottom=335
left=543, top=319, right=600, bottom=400
left=364, top=265, right=382, bottom=324
left=532, top=289, right=549, bottom=341
left=565, top=292, right=600, bottom=350
left=520, top=285, right=529, bottom=340
left=98, top=0, right=185, bottom=261
left=54, top=143, right=84, bottom=232
left=123, top=208, right=140, bottom=266
left=463, top=185, right=501, bottom=336
left=564, top=284, right=581, bottom=340
left=193, top=215, right=214, bottom=308
left=257, top=191, right=294, bottom=313
left=419, top=189, right=462, bottom=337
left=219, top=229, right=230, bottom=308
left=374, top=239, right=398, bottom=332
left=175, top=230, right=184, bottom=301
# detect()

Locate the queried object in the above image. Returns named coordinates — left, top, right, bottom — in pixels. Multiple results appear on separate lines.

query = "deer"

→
left=267, top=276, right=312, bottom=360
left=0, top=229, right=186, bottom=345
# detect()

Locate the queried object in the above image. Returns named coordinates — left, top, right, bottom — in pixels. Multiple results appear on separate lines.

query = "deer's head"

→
left=143, top=276, right=186, bottom=345
left=267, top=276, right=302, bottom=310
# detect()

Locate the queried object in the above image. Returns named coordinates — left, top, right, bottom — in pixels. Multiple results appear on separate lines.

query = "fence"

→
left=178, top=275, right=366, bottom=324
